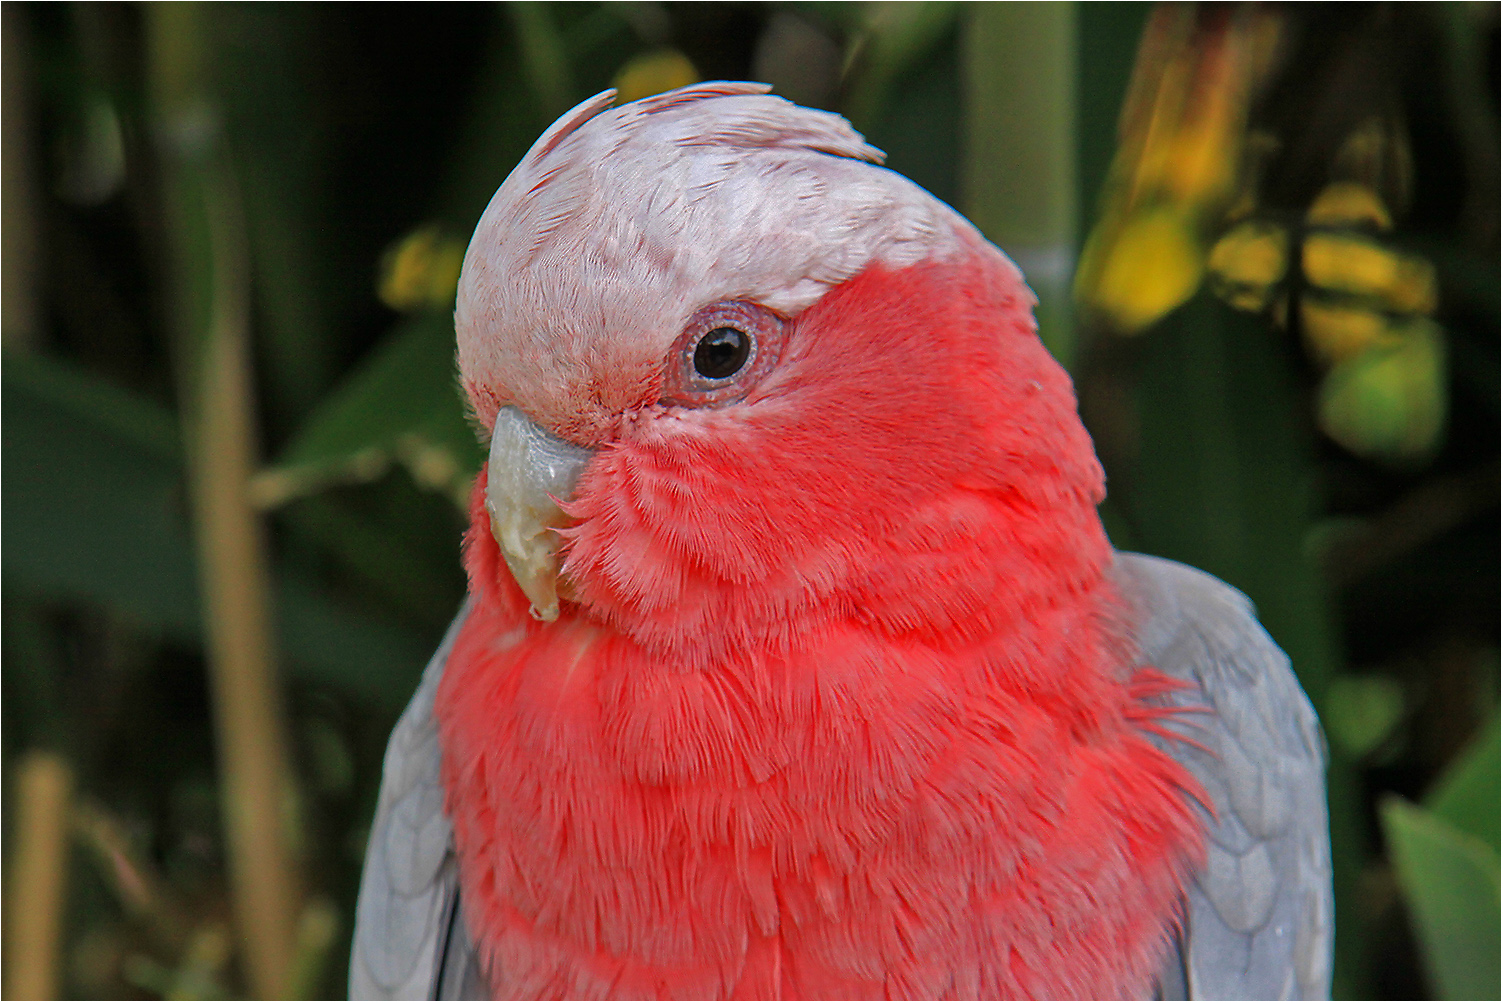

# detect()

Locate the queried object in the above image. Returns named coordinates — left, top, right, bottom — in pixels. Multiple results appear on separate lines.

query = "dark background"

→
left=2, top=3, right=1497, bottom=998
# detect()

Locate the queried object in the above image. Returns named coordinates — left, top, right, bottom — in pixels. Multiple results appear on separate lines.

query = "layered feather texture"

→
left=436, top=245, right=1209, bottom=997
left=454, top=82, right=964, bottom=442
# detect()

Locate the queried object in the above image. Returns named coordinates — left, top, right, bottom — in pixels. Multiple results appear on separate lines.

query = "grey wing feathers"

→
left=350, top=600, right=486, bottom=1000
left=1115, top=553, right=1334, bottom=1001
left=435, top=892, right=490, bottom=999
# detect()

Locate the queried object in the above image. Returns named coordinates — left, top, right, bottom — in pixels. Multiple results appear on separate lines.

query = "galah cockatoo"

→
left=350, top=83, right=1332, bottom=1000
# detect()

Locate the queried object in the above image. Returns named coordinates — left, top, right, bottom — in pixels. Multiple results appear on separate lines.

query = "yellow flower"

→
left=1077, top=205, right=1204, bottom=335
left=1318, top=319, right=1446, bottom=464
left=1308, top=181, right=1393, bottom=230
left=1300, top=298, right=1401, bottom=366
left=1302, top=232, right=1437, bottom=315
left=1207, top=219, right=1288, bottom=312
left=612, top=50, right=698, bottom=103
left=378, top=226, right=465, bottom=312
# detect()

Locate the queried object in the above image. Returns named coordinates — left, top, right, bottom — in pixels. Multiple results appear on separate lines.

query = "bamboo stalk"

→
left=145, top=5, right=301, bottom=997
left=190, top=177, right=301, bottom=1000
left=961, top=3, right=1079, bottom=369
left=4, top=751, right=75, bottom=1001
left=2, top=2, right=40, bottom=349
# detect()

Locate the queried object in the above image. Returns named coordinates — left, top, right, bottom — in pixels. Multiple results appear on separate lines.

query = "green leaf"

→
left=843, top=2, right=959, bottom=132
left=269, top=4, right=635, bottom=515
left=1317, top=318, right=1447, bottom=465
left=508, top=1, right=574, bottom=120
left=3, top=349, right=180, bottom=459
left=1380, top=795, right=1501, bottom=1000
left=208, top=3, right=336, bottom=425
left=2, top=351, right=436, bottom=712
left=1113, top=289, right=1364, bottom=990
left=1126, top=290, right=1342, bottom=700
left=857, top=14, right=962, bottom=211
left=1426, top=714, right=1501, bottom=856
left=1324, top=674, right=1405, bottom=759
left=3, top=351, right=201, bottom=636
left=1076, top=4, right=1152, bottom=237
left=275, top=574, right=435, bottom=712
left=256, top=311, right=483, bottom=509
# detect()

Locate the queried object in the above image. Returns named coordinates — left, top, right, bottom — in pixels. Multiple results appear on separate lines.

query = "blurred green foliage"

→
left=1381, top=715, right=1500, bottom=999
left=2, top=3, right=1496, bottom=999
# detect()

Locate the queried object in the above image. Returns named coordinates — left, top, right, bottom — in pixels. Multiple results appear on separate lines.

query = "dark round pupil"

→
left=693, top=326, right=751, bottom=380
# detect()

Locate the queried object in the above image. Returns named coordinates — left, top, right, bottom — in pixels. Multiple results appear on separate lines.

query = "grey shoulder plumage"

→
left=1115, top=552, right=1334, bottom=1001
left=350, top=601, right=485, bottom=1000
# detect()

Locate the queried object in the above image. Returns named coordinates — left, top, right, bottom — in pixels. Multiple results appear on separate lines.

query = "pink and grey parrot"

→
left=349, top=83, right=1332, bottom=1000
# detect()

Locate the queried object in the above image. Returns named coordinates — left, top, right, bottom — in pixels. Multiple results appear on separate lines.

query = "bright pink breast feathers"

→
left=436, top=250, right=1206, bottom=999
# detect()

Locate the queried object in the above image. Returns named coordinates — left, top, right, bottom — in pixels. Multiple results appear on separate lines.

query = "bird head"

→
left=456, top=82, right=1109, bottom=659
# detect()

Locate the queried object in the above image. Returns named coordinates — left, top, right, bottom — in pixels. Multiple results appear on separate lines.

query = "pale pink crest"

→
left=454, top=81, right=1007, bottom=441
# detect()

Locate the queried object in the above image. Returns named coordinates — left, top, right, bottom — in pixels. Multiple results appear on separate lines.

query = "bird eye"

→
left=663, top=301, right=787, bottom=407
left=694, top=327, right=752, bottom=380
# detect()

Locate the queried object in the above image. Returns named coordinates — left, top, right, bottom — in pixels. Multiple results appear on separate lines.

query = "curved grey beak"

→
left=484, top=405, right=594, bottom=621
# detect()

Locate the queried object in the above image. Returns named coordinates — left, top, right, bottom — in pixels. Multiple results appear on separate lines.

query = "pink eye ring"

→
left=661, top=300, right=788, bottom=407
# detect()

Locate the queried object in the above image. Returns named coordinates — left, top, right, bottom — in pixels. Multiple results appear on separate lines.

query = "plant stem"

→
left=3, top=751, right=74, bottom=1001
left=962, top=3, right=1079, bottom=369
left=145, top=5, right=301, bottom=996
